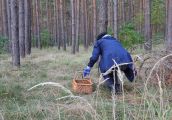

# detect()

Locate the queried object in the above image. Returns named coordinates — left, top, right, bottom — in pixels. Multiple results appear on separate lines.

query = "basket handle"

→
left=74, top=71, right=90, bottom=80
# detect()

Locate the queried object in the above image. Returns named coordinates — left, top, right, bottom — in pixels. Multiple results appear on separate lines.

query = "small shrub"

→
left=41, top=29, right=51, bottom=48
left=0, top=36, right=9, bottom=54
left=118, top=23, right=144, bottom=49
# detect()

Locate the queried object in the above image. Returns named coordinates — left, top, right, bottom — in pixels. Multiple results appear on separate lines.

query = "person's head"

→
left=96, top=32, right=107, bottom=40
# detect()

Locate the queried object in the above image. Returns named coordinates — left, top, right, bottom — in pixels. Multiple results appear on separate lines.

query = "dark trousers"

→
left=103, top=71, right=120, bottom=92
left=103, top=65, right=128, bottom=92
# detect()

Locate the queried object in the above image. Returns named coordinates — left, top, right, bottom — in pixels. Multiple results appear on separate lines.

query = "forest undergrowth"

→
left=0, top=46, right=172, bottom=120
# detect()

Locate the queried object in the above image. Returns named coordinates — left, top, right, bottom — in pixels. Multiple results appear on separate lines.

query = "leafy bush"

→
left=0, top=36, right=8, bottom=54
left=41, top=29, right=51, bottom=48
left=118, top=23, right=144, bottom=49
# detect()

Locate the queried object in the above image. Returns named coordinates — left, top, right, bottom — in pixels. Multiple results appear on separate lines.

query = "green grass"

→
left=0, top=47, right=172, bottom=120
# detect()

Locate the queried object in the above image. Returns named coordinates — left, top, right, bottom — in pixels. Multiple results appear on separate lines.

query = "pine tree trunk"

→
left=55, top=0, right=60, bottom=48
left=32, top=0, right=37, bottom=48
left=75, top=0, right=80, bottom=52
left=35, top=0, right=41, bottom=49
left=25, top=0, right=31, bottom=54
left=108, top=1, right=111, bottom=30
left=11, top=0, right=20, bottom=67
left=57, top=0, right=61, bottom=50
left=71, top=0, right=76, bottom=54
left=2, top=0, right=8, bottom=38
left=28, top=0, right=32, bottom=53
left=6, top=0, right=12, bottom=52
left=83, top=0, right=88, bottom=49
left=80, top=0, right=84, bottom=44
left=166, top=0, right=172, bottom=51
left=165, top=0, right=168, bottom=42
left=113, top=0, right=118, bottom=38
left=0, top=1, right=3, bottom=35
left=63, top=0, right=68, bottom=48
left=19, top=0, right=25, bottom=58
left=121, top=0, right=125, bottom=24
left=118, top=0, right=122, bottom=26
left=46, top=0, right=49, bottom=30
left=68, top=0, right=72, bottom=46
left=128, top=0, right=133, bottom=21
left=98, top=0, right=108, bottom=34
left=49, top=1, right=53, bottom=46
left=139, top=0, right=144, bottom=33
left=6, top=0, right=11, bottom=36
left=53, top=0, right=57, bottom=46
left=46, top=0, right=52, bottom=46
left=144, top=0, right=152, bottom=51
left=93, top=0, right=97, bottom=40
left=60, top=0, right=66, bottom=51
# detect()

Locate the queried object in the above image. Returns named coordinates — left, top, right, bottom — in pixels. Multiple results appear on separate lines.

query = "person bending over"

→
left=83, top=32, right=136, bottom=94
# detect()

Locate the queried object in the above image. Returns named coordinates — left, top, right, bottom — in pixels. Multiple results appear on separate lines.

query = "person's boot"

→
left=115, top=84, right=122, bottom=95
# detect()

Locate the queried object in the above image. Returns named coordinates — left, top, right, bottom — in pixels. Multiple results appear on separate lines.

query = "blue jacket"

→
left=88, top=36, right=134, bottom=81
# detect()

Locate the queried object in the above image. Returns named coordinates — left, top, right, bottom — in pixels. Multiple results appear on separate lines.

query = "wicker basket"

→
left=72, top=72, right=93, bottom=94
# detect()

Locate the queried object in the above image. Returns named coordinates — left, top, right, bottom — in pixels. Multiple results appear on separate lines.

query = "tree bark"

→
left=63, top=0, right=68, bottom=48
left=25, top=0, right=31, bottom=54
left=113, top=0, right=118, bottom=38
left=11, top=0, right=20, bottom=67
left=71, top=0, right=76, bottom=54
left=97, top=0, right=108, bottom=34
left=19, top=0, right=25, bottom=58
left=75, top=0, right=80, bottom=52
left=60, top=0, right=66, bottom=51
left=108, top=1, right=112, bottom=29
left=93, top=0, right=97, bottom=40
left=140, top=0, right=144, bottom=33
left=0, top=1, right=3, bottom=35
left=144, top=0, right=152, bottom=51
left=54, top=0, right=57, bottom=46
left=2, top=0, right=8, bottom=38
left=165, top=0, right=168, bottom=42
left=166, top=0, right=172, bottom=51
left=28, top=0, right=32, bottom=53
left=32, top=0, right=37, bottom=47
left=35, top=0, right=41, bottom=49
left=49, top=1, right=53, bottom=47
left=121, top=0, right=126, bottom=24
left=83, top=0, right=88, bottom=49
left=6, top=0, right=12, bottom=52
left=66, top=0, right=72, bottom=46
left=57, top=0, right=61, bottom=50
left=46, top=0, right=49, bottom=29
left=128, top=0, right=134, bottom=21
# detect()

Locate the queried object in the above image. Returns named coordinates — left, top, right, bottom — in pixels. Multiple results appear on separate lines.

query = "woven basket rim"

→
left=73, top=79, right=93, bottom=85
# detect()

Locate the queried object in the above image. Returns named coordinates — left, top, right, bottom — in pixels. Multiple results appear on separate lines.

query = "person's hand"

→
left=83, top=66, right=91, bottom=77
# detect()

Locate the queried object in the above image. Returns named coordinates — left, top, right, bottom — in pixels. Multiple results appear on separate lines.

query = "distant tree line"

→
left=0, top=0, right=172, bottom=67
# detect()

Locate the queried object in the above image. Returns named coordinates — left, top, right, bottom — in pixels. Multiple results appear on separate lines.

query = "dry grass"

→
left=0, top=47, right=172, bottom=120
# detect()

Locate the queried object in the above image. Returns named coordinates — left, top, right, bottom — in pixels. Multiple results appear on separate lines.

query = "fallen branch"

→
left=102, top=62, right=133, bottom=76
left=28, top=82, right=73, bottom=95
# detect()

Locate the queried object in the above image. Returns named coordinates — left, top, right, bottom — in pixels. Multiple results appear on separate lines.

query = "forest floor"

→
left=0, top=46, right=172, bottom=120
